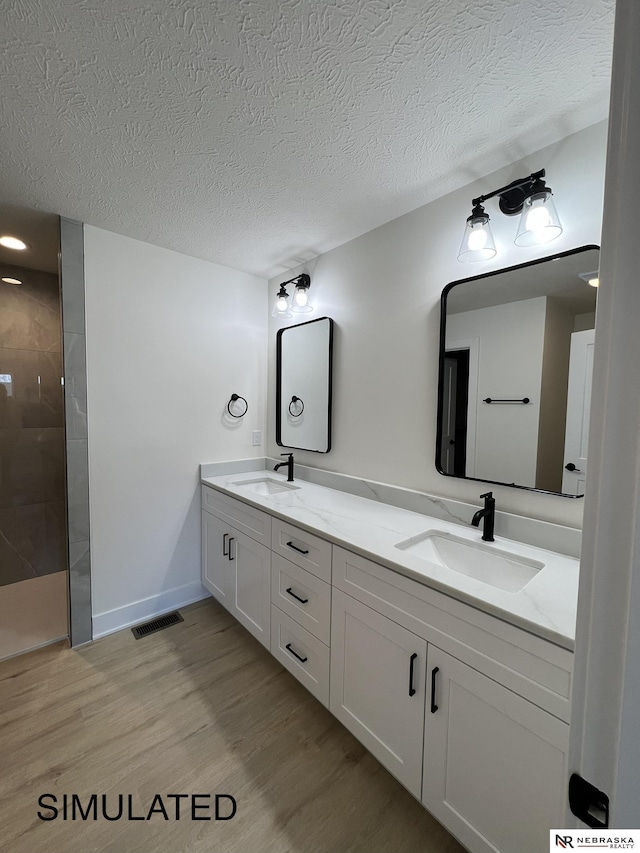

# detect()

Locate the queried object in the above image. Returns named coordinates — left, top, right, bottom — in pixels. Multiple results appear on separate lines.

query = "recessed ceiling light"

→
left=2, top=276, right=22, bottom=285
left=0, top=235, right=28, bottom=250
left=578, top=270, right=599, bottom=288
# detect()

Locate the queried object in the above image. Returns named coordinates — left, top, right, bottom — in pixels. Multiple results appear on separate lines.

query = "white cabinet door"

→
left=201, top=510, right=233, bottom=609
left=229, top=529, right=271, bottom=650
left=330, top=589, right=427, bottom=798
left=423, top=646, right=569, bottom=853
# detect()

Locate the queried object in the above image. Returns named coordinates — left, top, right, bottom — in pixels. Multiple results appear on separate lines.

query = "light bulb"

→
left=467, top=224, right=489, bottom=251
left=588, top=277, right=599, bottom=288
left=515, top=186, right=562, bottom=247
left=525, top=202, right=552, bottom=233
left=293, top=287, right=308, bottom=307
left=276, top=294, right=288, bottom=311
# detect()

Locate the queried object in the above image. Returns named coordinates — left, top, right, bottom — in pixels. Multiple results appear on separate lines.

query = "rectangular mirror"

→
left=436, top=245, right=599, bottom=496
left=277, top=316, right=334, bottom=453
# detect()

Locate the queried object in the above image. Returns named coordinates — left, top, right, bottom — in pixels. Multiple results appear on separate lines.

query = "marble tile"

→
left=0, top=500, right=67, bottom=587
left=0, top=348, right=63, bottom=429
left=0, top=263, right=61, bottom=353
left=66, top=439, right=90, bottom=543
left=68, top=539, right=92, bottom=645
left=60, top=219, right=85, bottom=335
left=0, top=428, right=65, bottom=508
left=62, top=332, right=87, bottom=439
left=264, top=457, right=582, bottom=558
left=200, top=458, right=267, bottom=479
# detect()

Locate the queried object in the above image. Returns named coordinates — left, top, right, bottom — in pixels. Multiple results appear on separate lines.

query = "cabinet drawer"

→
left=333, top=546, right=573, bottom=721
left=271, top=518, right=331, bottom=582
left=201, top=485, right=271, bottom=547
left=271, top=605, right=330, bottom=707
left=271, top=553, right=331, bottom=644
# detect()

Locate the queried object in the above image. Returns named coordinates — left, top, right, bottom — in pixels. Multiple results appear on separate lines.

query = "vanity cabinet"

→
left=330, top=588, right=427, bottom=797
left=201, top=487, right=271, bottom=649
left=270, top=532, right=332, bottom=707
left=202, top=481, right=574, bottom=853
left=330, top=546, right=572, bottom=853
left=423, top=646, right=569, bottom=853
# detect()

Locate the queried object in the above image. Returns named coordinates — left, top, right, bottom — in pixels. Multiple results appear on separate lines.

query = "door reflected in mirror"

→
left=276, top=316, right=334, bottom=453
left=436, top=245, right=599, bottom=496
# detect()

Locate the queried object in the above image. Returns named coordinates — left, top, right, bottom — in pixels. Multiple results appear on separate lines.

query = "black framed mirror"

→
left=276, top=316, right=334, bottom=453
left=436, top=245, right=599, bottom=496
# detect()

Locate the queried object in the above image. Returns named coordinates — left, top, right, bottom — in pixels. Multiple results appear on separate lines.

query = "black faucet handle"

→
left=479, top=491, right=494, bottom=501
left=280, top=452, right=293, bottom=458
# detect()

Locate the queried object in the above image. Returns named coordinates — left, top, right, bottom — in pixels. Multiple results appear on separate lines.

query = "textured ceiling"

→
left=0, top=0, right=615, bottom=278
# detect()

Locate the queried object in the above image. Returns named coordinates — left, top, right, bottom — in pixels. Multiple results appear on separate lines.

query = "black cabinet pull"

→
left=430, top=666, right=439, bottom=713
left=286, top=587, right=309, bottom=605
left=286, top=541, right=310, bottom=555
left=285, top=643, right=308, bottom=663
left=409, top=652, right=418, bottom=696
left=228, top=537, right=235, bottom=561
left=222, top=533, right=229, bottom=556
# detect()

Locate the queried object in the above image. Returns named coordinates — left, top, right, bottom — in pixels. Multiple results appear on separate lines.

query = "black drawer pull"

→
left=286, top=541, right=309, bottom=555
left=430, top=666, right=439, bottom=713
left=285, top=643, right=308, bottom=663
left=409, top=652, right=418, bottom=697
left=228, top=537, right=235, bottom=561
left=222, top=533, right=229, bottom=556
left=286, top=587, right=309, bottom=605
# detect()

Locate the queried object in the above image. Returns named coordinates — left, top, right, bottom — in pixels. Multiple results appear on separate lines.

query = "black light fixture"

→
left=272, top=273, right=312, bottom=317
left=458, top=169, right=562, bottom=262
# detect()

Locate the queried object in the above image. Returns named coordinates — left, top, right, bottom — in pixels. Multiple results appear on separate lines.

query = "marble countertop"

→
left=201, top=470, right=579, bottom=650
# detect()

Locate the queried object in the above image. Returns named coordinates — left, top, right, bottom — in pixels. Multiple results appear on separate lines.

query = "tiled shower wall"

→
left=0, top=262, right=66, bottom=585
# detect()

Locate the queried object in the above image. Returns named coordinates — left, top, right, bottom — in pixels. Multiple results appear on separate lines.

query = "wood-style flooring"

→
left=0, top=598, right=466, bottom=853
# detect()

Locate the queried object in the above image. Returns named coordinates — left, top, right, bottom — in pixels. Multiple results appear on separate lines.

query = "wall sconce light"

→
left=458, top=169, right=562, bottom=262
left=272, top=273, right=313, bottom=317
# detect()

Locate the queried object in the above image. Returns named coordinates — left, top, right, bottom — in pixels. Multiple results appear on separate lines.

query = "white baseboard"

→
left=92, top=581, right=210, bottom=639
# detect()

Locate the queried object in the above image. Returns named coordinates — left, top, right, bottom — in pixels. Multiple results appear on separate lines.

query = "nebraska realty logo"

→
left=551, top=830, right=639, bottom=849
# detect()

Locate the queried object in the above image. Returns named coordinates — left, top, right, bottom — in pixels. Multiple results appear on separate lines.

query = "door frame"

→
left=568, top=0, right=640, bottom=826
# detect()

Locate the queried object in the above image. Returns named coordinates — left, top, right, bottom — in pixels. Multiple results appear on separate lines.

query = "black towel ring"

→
left=227, top=394, right=248, bottom=418
left=289, top=396, right=304, bottom=417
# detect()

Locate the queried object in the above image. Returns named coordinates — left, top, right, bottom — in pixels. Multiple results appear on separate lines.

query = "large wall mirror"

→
left=436, top=245, right=599, bottom=496
left=277, top=316, right=334, bottom=453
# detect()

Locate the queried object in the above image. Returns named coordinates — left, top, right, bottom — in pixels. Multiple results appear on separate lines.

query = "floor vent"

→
left=131, top=611, right=184, bottom=639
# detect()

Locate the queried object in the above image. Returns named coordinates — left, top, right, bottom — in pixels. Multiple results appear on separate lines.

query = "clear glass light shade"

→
left=271, top=287, right=292, bottom=318
left=290, top=284, right=313, bottom=313
left=514, top=191, right=562, bottom=247
left=458, top=217, right=497, bottom=262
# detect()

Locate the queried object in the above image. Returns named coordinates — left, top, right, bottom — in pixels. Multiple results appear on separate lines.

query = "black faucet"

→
left=471, top=491, right=495, bottom=542
left=274, top=452, right=295, bottom=482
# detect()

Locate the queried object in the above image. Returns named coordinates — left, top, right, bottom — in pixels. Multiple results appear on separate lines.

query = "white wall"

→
left=267, top=121, right=608, bottom=528
left=447, top=297, right=547, bottom=488
left=84, top=227, right=267, bottom=635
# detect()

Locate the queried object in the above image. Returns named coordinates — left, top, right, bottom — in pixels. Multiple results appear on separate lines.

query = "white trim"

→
left=446, top=337, right=480, bottom=478
left=92, top=581, right=210, bottom=639
left=568, top=0, right=640, bottom=826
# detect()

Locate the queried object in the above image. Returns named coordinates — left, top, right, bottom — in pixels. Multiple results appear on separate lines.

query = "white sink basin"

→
left=232, top=477, right=301, bottom=496
left=394, top=530, right=544, bottom=592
